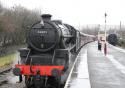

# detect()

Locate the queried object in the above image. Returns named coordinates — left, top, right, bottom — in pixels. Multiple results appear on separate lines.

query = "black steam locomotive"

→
left=13, top=14, right=83, bottom=88
left=108, top=34, right=117, bottom=46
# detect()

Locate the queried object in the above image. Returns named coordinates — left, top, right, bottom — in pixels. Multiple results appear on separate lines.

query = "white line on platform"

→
left=64, top=49, right=82, bottom=88
left=106, top=54, right=125, bottom=74
left=71, top=50, right=91, bottom=88
left=64, top=49, right=91, bottom=88
left=77, top=51, right=89, bottom=79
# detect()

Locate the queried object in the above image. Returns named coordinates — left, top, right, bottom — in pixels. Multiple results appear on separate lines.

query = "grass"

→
left=0, top=53, right=16, bottom=68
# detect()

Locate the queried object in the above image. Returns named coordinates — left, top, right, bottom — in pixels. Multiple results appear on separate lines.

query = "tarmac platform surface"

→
left=66, top=42, right=125, bottom=88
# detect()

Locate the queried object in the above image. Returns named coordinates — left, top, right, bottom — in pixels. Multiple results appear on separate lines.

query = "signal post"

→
left=104, top=13, right=107, bottom=55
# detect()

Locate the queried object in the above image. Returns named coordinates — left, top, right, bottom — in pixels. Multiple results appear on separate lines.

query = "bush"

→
left=0, top=3, right=41, bottom=55
left=117, top=39, right=125, bottom=47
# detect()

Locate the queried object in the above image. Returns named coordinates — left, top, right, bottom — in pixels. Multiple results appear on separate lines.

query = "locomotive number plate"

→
left=37, top=31, right=48, bottom=34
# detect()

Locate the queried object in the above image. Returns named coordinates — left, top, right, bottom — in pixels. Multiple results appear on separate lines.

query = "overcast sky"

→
left=1, top=0, right=125, bottom=27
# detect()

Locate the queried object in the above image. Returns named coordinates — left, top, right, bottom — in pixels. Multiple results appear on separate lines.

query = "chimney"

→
left=41, top=14, right=52, bottom=21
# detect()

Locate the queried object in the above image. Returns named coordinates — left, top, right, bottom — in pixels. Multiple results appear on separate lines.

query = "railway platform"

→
left=65, top=41, right=125, bottom=88
left=88, top=42, right=125, bottom=88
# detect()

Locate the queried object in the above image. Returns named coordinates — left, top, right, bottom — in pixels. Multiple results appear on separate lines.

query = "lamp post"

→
left=104, top=13, right=107, bottom=55
left=120, top=21, right=122, bottom=39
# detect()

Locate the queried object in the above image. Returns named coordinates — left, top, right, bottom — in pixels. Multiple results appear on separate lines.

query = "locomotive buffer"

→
left=64, top=47, right=91, bottom=88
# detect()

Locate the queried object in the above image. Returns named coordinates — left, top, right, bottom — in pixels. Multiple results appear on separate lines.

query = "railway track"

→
left=0, top=66, right=12, bottom=86
left=0, top=66, right=12, bottom=74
